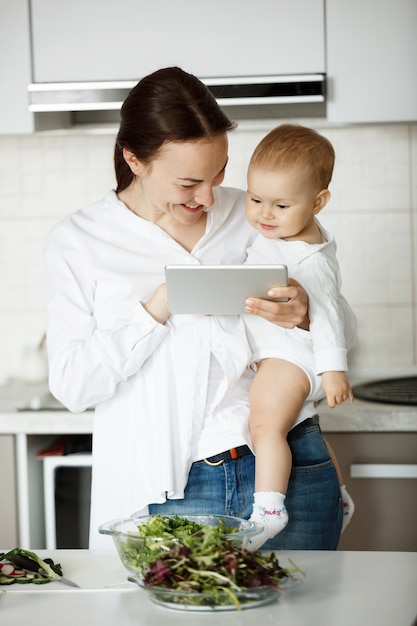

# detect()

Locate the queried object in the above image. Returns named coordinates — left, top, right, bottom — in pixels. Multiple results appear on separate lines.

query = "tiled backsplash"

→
left=0, top=122, right=416, bottom=382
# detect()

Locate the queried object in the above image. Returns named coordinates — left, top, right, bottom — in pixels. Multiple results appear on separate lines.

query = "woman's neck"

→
left=117, top=187, right=207, bottom=253
left=165, top=216, right=207, bottom=252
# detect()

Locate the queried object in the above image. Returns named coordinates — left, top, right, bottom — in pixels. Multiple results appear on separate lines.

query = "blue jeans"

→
left=149, top=421, right=343, bottom=550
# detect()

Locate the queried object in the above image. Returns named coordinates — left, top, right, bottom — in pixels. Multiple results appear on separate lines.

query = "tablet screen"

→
left=165, top=265, right=288, bottom=315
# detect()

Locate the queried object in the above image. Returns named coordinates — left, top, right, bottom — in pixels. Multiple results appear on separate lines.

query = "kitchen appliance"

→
left=352, top=376, right=417, bottom=405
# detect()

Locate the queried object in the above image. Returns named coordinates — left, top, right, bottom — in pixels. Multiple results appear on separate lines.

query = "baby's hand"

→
left=322, top=371, right=354, bottom=408
left=143, top=283, right=170, bottom=324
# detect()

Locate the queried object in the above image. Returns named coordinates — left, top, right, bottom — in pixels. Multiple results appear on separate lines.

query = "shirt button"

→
left=214, top=341, right=223, bottom=351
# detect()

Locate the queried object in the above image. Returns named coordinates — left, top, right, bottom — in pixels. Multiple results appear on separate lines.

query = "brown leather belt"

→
left=201, top=415, right=320, bottom=466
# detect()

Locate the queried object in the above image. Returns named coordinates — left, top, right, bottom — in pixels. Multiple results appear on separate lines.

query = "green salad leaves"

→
left=136, top=514, right=221, bottom=539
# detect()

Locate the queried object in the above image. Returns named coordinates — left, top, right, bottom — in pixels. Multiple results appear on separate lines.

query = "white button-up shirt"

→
left=45, top=188, right=256, bottom=547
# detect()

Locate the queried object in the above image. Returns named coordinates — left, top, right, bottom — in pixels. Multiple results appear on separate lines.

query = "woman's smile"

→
left=182, top=203, right=205, bottom=214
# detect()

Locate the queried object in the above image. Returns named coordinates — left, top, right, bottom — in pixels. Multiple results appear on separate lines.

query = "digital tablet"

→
left=165, top=264, right=288, bottom=315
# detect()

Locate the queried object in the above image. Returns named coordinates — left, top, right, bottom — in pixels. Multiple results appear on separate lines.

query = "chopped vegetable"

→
left=0, top=548, right=63, bottom=585
left=0, top=575, right=15, bottom=585
left=14, top=575, right=36, bottom=584
left=0, top=563, right=16, bottom=577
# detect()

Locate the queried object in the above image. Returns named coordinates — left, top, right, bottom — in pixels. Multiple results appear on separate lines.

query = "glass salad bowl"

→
left=98, top=513, right=262, bottom=578
left=99, top=513, right=302, bottom=611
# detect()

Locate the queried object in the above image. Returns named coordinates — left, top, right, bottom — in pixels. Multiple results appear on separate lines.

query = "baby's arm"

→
left=321, top=371, right=354, bottom=408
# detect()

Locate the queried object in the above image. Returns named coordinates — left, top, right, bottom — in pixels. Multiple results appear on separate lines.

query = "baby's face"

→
left=245, top=165, right=319, bottom=241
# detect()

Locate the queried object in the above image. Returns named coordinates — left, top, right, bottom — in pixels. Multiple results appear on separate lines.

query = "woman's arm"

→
left=45, top=229, right=169, bottom=413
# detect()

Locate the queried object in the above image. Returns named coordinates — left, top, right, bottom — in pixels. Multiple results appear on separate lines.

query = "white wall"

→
left=0, top=122, right=416, bottom=383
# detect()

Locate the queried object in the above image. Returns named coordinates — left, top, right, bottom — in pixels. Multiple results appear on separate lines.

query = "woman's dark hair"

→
left=114, top=67, right=236, bottom=193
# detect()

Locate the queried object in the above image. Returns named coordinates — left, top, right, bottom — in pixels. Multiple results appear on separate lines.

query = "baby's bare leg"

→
left=248, top=358, right=310, bottom=550
left=249, top=358, right=310, bottom=493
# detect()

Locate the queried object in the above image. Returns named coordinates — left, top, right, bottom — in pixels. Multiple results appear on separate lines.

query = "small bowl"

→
left=99, top=513, right=262, bottom=578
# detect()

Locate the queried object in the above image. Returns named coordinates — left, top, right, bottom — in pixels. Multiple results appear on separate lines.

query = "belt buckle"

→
left=203, top=457, right=224, bottom=466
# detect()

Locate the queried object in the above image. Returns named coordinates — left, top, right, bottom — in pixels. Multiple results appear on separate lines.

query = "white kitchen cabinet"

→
left=0, top=0, right=71, bottom=134
left=326, top=0, right=417, bottom=123
left=0, top=0, right=33, bottom=133
left=29, top=0, right=325, bottom=82
left=325, top=432, right=417, bottom=551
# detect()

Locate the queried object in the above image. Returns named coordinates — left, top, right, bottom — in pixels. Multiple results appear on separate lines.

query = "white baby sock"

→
left=247, top=491, right=288, bottom=551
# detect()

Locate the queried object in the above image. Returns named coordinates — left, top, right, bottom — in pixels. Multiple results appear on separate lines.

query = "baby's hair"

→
left=249, top=124, right=335, bottom=191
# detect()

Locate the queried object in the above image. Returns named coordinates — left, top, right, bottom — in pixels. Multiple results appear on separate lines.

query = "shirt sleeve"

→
left=44, top=224, right=168, bottom=413
left=337, top=292, right=358, bottom=353
left=298, top=255, right=356, bottom=374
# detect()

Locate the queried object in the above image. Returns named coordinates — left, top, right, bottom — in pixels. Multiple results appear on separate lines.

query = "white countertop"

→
left=1, top=370, right=416, bottom=435
left=318, top=398, right=417, bottom=432
left=1, top=549, right=416, bottom=626
left=319, top=365, right=417, bottom=433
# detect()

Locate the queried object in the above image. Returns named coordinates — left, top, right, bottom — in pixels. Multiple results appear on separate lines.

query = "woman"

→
left=44, top=67, right=357, bottom=550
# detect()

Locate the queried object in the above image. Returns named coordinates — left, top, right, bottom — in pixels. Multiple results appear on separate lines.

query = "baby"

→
left=245, top=124, right=355, bottom=549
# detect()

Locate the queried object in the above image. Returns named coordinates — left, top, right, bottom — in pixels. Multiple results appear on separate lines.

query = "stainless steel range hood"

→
left=28, top=74, right=326, bottom=116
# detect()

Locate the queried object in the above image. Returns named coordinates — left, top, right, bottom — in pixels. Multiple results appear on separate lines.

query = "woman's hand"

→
left=244, top=279, right=309, bottom=329
left=142, top=283, right=170, bottom=324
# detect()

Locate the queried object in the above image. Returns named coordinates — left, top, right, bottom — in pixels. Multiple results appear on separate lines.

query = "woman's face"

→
left=126, top=134, right=228, bottom=227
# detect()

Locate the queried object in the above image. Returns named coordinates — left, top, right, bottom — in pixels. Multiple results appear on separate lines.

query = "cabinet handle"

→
left=350, top=464, right=417, bottom=479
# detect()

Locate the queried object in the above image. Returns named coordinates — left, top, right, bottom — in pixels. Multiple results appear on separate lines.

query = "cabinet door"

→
left=0, top=436, right=18, bottom=546
left=30, top=0, right=325, bottom=82
left=326, top=0, right=417, bottom=123
left=0, top=0, right=34, bottom=133
left=326, top=433, right=417, bottom=551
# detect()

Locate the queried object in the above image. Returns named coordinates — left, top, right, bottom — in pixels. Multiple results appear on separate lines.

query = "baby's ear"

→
left=313, top=189, right=331, bottom=215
